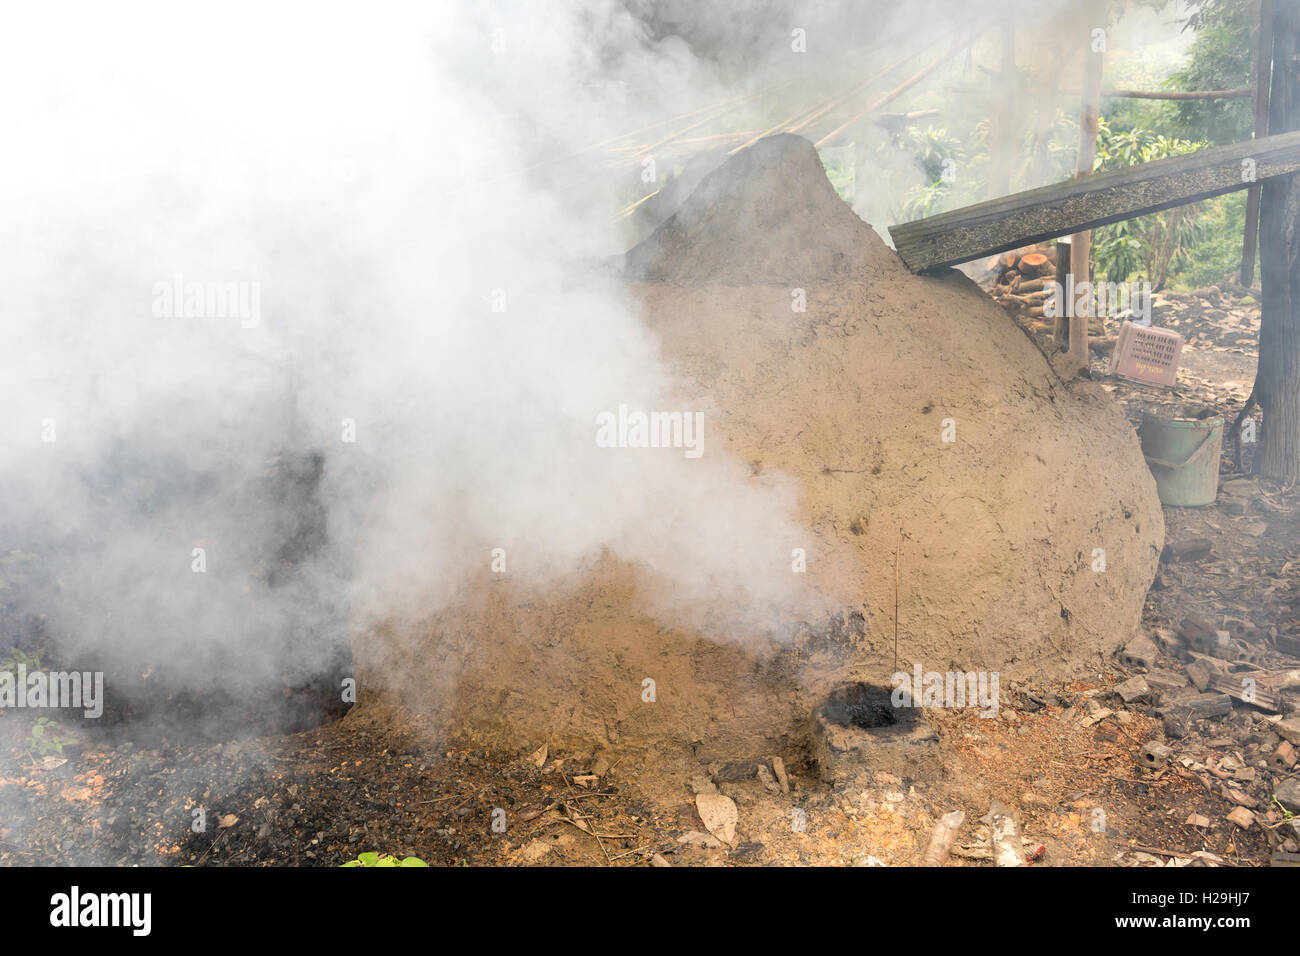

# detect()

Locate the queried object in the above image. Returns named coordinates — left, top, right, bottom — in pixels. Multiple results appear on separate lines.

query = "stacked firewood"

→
left=982, top=246, right=1112, bottom=351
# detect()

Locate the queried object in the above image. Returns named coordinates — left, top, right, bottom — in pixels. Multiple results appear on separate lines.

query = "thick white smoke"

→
left=0, top=1, right=1188, bottom=723
left=0, top=2, right=823, bottom=720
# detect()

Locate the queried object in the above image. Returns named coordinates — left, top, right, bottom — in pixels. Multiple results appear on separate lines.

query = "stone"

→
left=770, top=756, right=790, bottom=794
left=1275, top=778, right=1300, bottom=814
left=1114, top=675, right=1151, bottom=704
left=1274, top=717, right=1300, bottom=746
left=1226, top=807, right=1255, bottom=829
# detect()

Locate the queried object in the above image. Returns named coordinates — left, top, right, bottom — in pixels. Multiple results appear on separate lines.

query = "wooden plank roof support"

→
left=888, top=128, right=1300, bottom=273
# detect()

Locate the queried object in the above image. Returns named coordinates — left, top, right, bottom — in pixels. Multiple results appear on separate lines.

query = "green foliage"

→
left=28, top=717, right=75, bottom=756
left=341, top=852, right=429, bottom=868
left=1166, top=191, right=1249, bottom=289
left=893, top=125, right=970, bottom=222
left=0, top=645, right=43, bottom=673
left=0, top=551, right=38, bottom=615
left=1017, top=108, right=1084, bottom=189
left=1163, top=0, right=1253, bottom=145
left=1273, top=795, right=1295, bottom=820
left=1092, top=119, right=1209, bottom=289
left=819, top=146, right=856, bottom=206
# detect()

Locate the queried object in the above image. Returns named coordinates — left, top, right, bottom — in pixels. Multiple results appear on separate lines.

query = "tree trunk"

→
left=1257, top=3, right=1300, bottom=480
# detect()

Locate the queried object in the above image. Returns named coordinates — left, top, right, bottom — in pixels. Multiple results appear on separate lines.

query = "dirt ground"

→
left=0, top=666, right=1283, bottom=867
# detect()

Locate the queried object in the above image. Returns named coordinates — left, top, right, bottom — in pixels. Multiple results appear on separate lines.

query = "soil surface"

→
left=1, top=672, right=1283, bottom=867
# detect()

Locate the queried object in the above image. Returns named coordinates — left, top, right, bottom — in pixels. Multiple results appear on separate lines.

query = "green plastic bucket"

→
left=1138, top=407, right=1223, bottom=507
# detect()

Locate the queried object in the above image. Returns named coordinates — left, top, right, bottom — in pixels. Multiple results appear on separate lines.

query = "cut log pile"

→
left=977, top=245, right=1115, bottom=353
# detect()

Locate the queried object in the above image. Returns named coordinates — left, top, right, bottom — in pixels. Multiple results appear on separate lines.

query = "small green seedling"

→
left=1273, top=795, right=1295, bottom=820
left=28, top=717, right=76, bottom=756
left=341, top=852, right=428, bottom=868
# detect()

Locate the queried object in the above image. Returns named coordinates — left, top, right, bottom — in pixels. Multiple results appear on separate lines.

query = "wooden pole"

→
left=1069, top=33, right=1104, bottom=361
left=1242, top=0, right=1274, bottom=287
left=1098, top=88, right=1251, bottom=100
left=813, top=31, right=986, bottom=149
left=950, top=86, right=1251, bottom=100
left=730, top=50, right=915, bottom=156
left=1054, top=239, right=1072, bottom=349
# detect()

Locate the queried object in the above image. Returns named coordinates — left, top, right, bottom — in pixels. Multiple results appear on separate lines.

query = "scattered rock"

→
left=1273, top=717, right=1300, bottom=746
left=689, top=774, right=717, bottom=796
left=1226, top=807, right=1255, bottom=829
left=1114, top=675, right=1152, bottom=704
left=1275, top=778, right=1300, bottom=814
left=770, top=756, right=791, bottom=794
left=1121, top=635, right=1158, bottom=670
left=1162, top=538, right=1213, bottom=563
left=1140, top=741, right=1173, bottom=770
left=1224, top=788, right=1256, bottom=808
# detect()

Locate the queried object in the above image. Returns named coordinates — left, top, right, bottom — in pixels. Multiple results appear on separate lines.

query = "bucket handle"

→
left=1143, top=429, right=1217, bottom=471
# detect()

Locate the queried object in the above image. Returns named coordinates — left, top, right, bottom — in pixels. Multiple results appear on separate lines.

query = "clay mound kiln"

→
left=354, top=134, right=1163, bottom=760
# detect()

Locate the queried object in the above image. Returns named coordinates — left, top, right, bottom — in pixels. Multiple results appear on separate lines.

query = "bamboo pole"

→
left=813, top=31, right=985, bottom=150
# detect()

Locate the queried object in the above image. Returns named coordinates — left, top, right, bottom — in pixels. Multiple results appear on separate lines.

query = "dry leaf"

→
left=695, top=792, right=738, bottom=845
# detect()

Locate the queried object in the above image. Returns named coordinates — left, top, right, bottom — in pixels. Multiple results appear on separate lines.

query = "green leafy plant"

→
left=341, top=852, right=428, bottom=868
left=1164, top=0, right=1254, bottom=146
left=0, top=645, right=44, bottom=674
left=1092, top=119, right=1208, bottom=290
left=894, top=126, right=969, bottom=222
left=0, top=550, right=39, bottom=615
left=1273, top=795, right=1296, bottom=821
left=28, top=717, right=75, bottom=756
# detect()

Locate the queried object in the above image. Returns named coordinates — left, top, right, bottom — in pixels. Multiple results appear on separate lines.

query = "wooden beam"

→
left=951, top=86, right=1251, bottom=100
left=1099, top=88, right=1252, bottom=101
left=888, top=129, right=1300, bottom=273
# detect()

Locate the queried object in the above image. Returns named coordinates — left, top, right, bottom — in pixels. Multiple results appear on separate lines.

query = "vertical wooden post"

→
left=1241, top=0, right=1274, bottom=287
left=1054, top=239, right=1072, bottom=349
left=1069, top=30, right=1104, bottom=361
